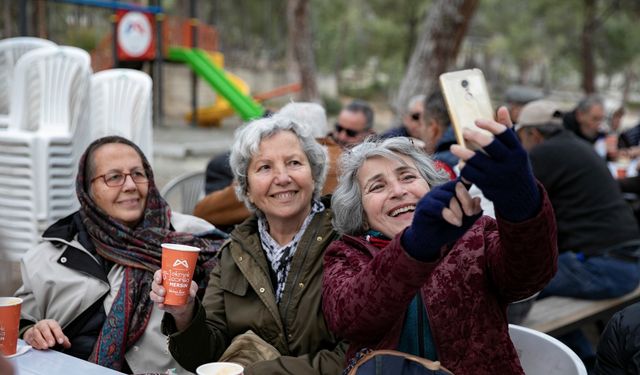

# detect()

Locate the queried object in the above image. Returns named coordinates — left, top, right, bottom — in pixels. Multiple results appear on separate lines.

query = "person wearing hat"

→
left=516, top=99, right=640, bottom=365
left=504, top=85, right=544, bottom=123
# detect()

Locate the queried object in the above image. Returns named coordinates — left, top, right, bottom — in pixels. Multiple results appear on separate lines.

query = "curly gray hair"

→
left=332, top=137, right=449, bottom=235
left=229, top=114, right=329, bottom=213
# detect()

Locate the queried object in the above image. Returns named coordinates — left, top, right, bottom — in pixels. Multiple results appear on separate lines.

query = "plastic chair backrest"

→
left=90, top=69, right=154, bottom=162
left=0, top=37, right=57, bottom=127
left=508, top=324, right=587, bottom=375
left=160, top=171, right=206, bottom=215
left=9, top=46, right=91, bottom=134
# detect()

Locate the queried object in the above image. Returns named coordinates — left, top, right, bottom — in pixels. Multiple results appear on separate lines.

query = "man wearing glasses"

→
left=381, top=94, right=425, bottom=140
left=331, top=99, right=375, bottom=147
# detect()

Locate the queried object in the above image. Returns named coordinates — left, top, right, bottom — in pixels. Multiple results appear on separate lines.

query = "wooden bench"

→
left=521, top=285, right=640, bottom=337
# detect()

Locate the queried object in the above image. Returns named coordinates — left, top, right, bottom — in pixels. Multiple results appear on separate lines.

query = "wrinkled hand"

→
left=402, top=180, right=482, bottom=262
left=150, top=269, right=198, bottom=330
left=451, top=107, right=540, bottom=222
left=23, top=319, right=71, bottom=350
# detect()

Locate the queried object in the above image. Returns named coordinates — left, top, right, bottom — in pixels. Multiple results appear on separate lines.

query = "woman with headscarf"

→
left=15, top=136, right=224, bottom=374
left=151, top=115, right=347, bottom=374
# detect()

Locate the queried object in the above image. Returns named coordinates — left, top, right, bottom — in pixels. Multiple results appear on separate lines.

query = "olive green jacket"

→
left=164, top=200, right=347, bottom=374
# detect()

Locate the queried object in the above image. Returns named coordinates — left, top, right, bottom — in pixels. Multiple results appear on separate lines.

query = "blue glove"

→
left=459, top=128, right=540, bottom=222
left=401, top=180, right=482, bottom=262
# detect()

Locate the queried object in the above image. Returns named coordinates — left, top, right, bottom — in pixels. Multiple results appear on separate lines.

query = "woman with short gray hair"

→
left=229, top=114, right=328, bottom=212
left=152, top=114, right=346, bottom=374
left=332, top=137, right=448, bottom=236
left=323, top=108, right=558, bottom=374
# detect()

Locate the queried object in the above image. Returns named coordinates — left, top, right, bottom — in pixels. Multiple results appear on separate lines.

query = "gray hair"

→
left=332, top=137, right=449, bottom=235
left=576, top=95, right=603, bottom=114
left=278, top=101, right=328, bottom=138
left=230, top=114, right=329, bottom=213
left=406, top=94, right=426, bottom=114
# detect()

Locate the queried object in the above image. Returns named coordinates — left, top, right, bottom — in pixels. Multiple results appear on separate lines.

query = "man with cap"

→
left=504, top=85, right=544, bottom=123
left=516, top=99, right=640, bottom=364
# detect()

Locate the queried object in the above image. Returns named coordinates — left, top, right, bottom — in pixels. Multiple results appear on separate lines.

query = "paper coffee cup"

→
left=196, top=362, right=244, bottom=375
left=0, top=297, right=22, bottom=356
left=161, top=243, right=200, bottom=305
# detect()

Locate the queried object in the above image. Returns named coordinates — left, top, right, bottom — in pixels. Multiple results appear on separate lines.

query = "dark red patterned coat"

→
left=322, top=186, right=557, bottom=374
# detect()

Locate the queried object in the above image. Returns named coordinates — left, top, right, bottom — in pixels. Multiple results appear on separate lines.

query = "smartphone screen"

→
left=439, top=69, right=494, bottom=150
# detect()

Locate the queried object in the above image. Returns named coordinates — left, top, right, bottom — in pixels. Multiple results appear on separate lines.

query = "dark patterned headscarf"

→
left=76, top=136, right=222, bottom=371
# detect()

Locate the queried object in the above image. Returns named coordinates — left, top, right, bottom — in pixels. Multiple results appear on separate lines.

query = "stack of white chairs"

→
left=0, top=45, right=92, bottom=261
left=90, top=68, right=154, bottom=164
left=0, top=37, right=57, bottom=129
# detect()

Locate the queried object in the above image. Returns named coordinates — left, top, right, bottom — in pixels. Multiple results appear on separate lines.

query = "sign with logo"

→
left=116, top=10, right=155, bottom=61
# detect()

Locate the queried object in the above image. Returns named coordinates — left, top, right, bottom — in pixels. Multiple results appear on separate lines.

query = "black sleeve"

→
left=595, top=310, right=627, bottom=375
left=619, top=176, right=640, bottom=195
left=595, top=302, right=640, bottom=375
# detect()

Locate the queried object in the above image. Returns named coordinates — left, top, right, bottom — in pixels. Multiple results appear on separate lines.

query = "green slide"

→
left=169, top=47, right=265, bottom=121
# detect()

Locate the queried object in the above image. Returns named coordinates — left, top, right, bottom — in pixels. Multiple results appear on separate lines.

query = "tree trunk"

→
left=36, top=0, right=47, bottom=39
left=287, top=0, right=320, bottom=103
left=395, top=0, right=479, bottom=112
left=621, top=68, right=634, bottom=105
left=403, top=0, right=421, bottom=66
left=581, top=0, right=597, bottom=94
left=3, top=0, right=12, bottom=37
left=333, top=19, right=348, bottom=90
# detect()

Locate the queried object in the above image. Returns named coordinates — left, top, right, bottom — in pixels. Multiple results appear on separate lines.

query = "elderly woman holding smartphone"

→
left=151, top=115, right=346, bottom=374
left=322, top=107, right=558, bottom=374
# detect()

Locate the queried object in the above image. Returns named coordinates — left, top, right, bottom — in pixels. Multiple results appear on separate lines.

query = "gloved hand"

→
left=402, top=180, right=482, bottom=262
left=459, top=128, right=540, bottom=222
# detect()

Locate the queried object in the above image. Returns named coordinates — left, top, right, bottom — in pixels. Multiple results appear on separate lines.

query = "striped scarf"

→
left=258, top=200, right=324, bottom=303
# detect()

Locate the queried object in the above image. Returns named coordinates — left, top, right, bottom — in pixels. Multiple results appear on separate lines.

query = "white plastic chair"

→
left=509, top=324, right=587, bottom=375
left=160, top=171, right=206, bottom=215
left=90, top=69, right=154, bottom=164
left=0, top=37, right=57, bottom=129
left=9, top=45, right=91, bottom=134
left=0, top=46, right=91, bottom=260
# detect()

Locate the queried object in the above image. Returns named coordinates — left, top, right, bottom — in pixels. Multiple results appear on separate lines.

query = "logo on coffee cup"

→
left=173, top=259, right=190, bottom=268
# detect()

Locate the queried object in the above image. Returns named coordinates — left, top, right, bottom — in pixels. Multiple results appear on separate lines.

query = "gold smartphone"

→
left=439, top=68, right=494, bottom=150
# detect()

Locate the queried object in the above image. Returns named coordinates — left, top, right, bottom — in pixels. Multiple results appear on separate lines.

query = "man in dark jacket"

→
left=595, top=302, right=640, bottom=374
left=517, top=99, right=640, bottom=363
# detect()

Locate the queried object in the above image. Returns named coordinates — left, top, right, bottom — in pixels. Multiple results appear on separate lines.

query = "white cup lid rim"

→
left=161, top=243, right=201, bottom=252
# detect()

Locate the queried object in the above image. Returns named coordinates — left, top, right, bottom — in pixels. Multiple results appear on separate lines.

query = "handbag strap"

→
left=347, top=349, right=454, bottom=375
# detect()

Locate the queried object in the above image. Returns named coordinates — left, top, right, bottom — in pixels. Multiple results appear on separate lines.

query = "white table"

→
left=9, top=340, right=124, bottom=375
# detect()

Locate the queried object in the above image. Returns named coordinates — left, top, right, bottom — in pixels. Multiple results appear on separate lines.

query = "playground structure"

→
left=11, top=1, right=302, bottom=126
left=81, top=2, right=301, bottom=126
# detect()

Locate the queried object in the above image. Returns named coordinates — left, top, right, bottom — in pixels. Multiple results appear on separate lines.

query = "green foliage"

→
left=25, top=0, right=640, bottom=100
left=597, top=11, right=640, bottom=75
left=63, top=26, right=99, bottom=52
left=322, top=95, right=343, bottom=116
left=470, top=0, right=640, bottom=94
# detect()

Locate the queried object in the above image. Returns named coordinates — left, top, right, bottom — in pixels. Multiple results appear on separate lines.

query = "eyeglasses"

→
left=410, top=112, right=421, bottom=121
left=91, top=170, right=149, bottom=187
left=334, top=123, right=361, bottom=138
